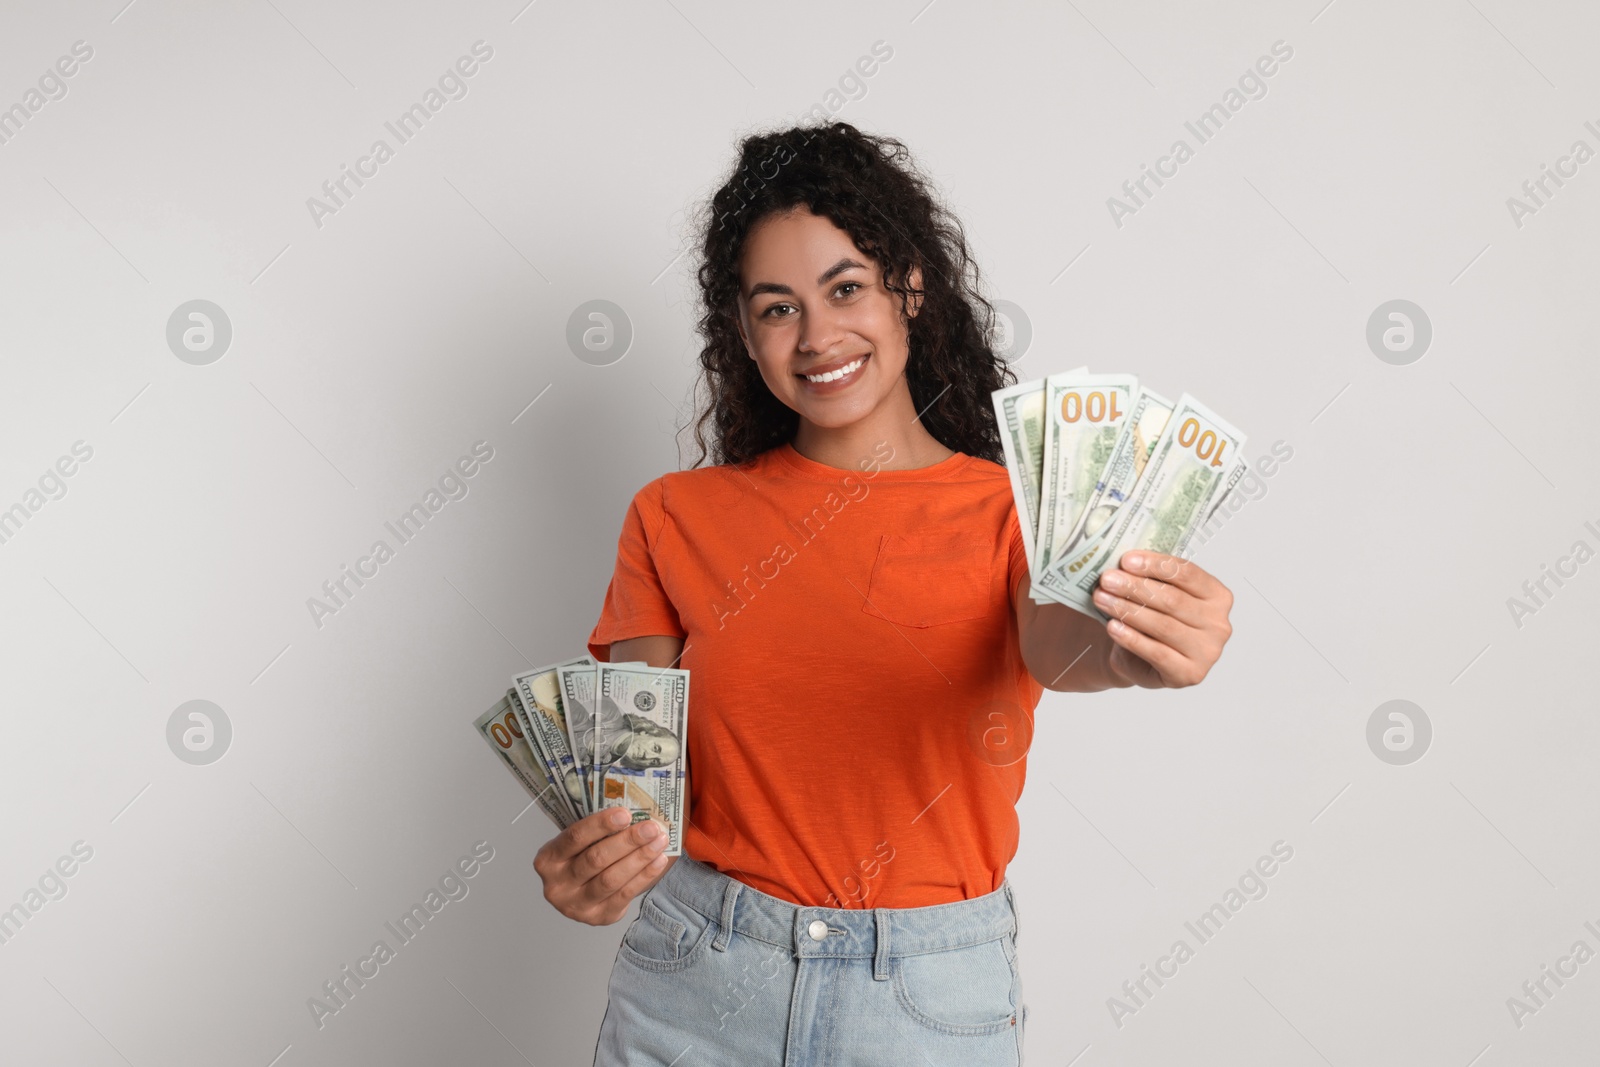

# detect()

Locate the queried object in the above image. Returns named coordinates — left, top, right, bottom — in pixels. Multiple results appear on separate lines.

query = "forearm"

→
left=1014, top=574, right=1131, bottom=693
left=607, top=635, right=686, bottom=669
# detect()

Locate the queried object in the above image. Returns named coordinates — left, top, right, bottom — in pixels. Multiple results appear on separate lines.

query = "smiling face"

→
left=734, top=207, right=923, bottom=435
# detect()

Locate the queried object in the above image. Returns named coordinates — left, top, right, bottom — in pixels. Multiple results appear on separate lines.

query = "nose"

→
left=797, top=300, right=846, bottom=356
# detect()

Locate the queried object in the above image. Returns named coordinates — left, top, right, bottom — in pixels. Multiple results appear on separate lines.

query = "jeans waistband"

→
left=653, top=856, right=1018, bottom=960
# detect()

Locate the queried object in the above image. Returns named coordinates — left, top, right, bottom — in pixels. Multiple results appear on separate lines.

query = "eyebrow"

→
left=745, top=257, right=867, bottom=299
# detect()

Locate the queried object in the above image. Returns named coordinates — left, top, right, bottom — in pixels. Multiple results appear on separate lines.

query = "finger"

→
left=574, top=818, right=668, bottom=882
left=551, top=807, right=633, bottom=860
left=1121, top=552, right=1221, bottom=600
left=586, top=843, right=673, bottom=904
left=1092, top=587, right=1203, bottom=653
left=1098, top=568, right=1209, bottom=627
left=599, top=853, right=676, bottom=915
left=1104, top=615, right=1202, bottom=686
left=1107, top=644, right=1158, bottom=687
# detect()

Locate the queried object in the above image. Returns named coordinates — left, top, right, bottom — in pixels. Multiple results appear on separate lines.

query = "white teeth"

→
left=804, top=356, right=865, bottom=383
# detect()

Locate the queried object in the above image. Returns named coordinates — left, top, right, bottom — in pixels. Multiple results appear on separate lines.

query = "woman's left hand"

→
left=1091, top=551, right=1234, bottom=689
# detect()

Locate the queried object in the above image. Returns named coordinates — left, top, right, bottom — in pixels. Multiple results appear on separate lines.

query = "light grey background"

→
left=2, top=1, right=1596, bottom=1064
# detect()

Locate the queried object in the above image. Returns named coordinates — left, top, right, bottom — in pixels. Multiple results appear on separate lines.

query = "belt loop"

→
left=872, top=908, right=891, bottom=981
left=1004, top=881, right=1019, bottom=939
left=712, top=878, right=741, bottom=952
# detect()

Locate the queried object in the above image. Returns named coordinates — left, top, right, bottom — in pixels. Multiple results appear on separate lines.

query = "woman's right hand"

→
left=533, top=807, right=675, bottom=925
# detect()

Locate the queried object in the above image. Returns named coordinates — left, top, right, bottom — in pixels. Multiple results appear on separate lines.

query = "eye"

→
left=760, top=281, right=862, bottom=319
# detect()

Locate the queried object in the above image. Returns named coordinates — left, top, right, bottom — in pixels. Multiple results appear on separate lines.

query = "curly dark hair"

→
left=685, top=121, right=1016, bottom=469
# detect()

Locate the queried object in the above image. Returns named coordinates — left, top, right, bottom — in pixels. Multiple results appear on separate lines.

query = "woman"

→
left=534, top=122, right=1235, bottom=1065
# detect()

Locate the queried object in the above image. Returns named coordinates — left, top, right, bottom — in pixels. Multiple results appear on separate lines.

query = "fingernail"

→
left=1123, top=553, right=1144, bottom=572
left=608, top=809, right=630, bottom=828
left=1093, top=588, right=1112, bottom=604
left=1101, top=571, right=1127, bottom=592
left=636, top=820, right=663, bottom=842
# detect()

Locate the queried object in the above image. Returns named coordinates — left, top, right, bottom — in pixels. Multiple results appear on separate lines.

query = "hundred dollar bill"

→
left=555, top=659, right=648, bottom=813
left=1046, top=394, right=1248, bottom=619
left=1034, top=372, right=1139, bottom=601
left=991, top=367, right=1088, bottom=581
left=1033, top=380, right=1160, bottom=609
left=555, top=662, right=598, bottom=813
left=518, top=655, right=594, bottom=811
left=473, top=692, right=571, bottom=830
left=1192, top=455, right=1249, bottom=548
left=512, top=666, right=589, bottom=821
left=1062, top=389, right=1173, bottom=555
left=508, top=684, right=585, bottom=823
left=594, top=663, right=689, bottom=856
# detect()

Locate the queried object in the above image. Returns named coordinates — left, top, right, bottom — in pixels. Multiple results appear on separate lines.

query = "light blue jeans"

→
left=593, top=856, right=1028, bottom=1066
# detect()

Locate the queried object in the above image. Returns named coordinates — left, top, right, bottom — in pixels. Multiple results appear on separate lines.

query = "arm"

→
left=608, top=634, right=686, bottom=669
left=1015, top=551, right=1234, bottom=692
left=1014, top=572, right=1129, bottom=692
left=532, top=634, right=687, bottom=925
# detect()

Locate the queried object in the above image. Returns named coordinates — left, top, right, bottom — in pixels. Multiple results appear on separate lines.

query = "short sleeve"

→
left=1005, top=505, right=1030, bottom=604
left=586, top=478, right=687, bottom=662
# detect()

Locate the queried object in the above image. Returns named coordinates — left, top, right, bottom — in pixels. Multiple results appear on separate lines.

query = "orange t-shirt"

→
left=586, top=440, right=1044, bottom=908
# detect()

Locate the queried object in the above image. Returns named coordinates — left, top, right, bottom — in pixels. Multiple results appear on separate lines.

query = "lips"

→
left=796, top=353, right=869, bottom=384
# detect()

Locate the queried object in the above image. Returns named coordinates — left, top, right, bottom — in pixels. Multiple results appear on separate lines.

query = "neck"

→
left=791, top=381, right=956, bottom=471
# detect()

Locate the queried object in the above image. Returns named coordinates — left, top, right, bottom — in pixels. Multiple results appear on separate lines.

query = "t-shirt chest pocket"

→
left=860, top=531, right=992, bottom=628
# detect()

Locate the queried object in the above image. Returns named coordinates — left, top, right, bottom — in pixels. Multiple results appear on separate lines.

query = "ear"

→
left=905, top=262, right=925, bottom=319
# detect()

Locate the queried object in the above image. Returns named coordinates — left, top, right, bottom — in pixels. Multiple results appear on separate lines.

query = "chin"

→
left=790, top=382, right=895, bottom=423
left=799, top=404, right=874, bottom=428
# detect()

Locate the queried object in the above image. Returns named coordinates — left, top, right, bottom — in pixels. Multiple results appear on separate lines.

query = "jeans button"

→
left=807, top=919, right=828, bottom=941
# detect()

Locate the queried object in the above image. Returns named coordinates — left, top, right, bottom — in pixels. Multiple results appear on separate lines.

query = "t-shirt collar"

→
left=771, top=440, right=974, bottom=482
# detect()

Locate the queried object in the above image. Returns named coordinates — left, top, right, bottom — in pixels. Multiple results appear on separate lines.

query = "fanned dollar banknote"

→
left=594, top=663, right=690, bottom=856
left=995, top=371, right=1248, bottom=619
left=550, top=659, right=647, bottom=812
left=1047, top=395, right=1246, bottom=618
left=508, top=659, right=592, bottom=825
left=473, top=692, right=574, bottom=830
left=1033, top=373, right=1138, bottom=603
left=1065, top=389, right=1173, bottom=554
left=991, top=366, right=1086, bottom=580
left=510, top=666, right=587, bottom=823
left=555, top=660, right=601, bottom=812
left=471, top=658, right=686, bottom=838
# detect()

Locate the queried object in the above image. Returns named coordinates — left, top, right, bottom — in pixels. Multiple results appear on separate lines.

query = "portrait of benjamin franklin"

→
left=600, top=712, right=681, bottom=771
left=595, top=687, right=682, bottom=776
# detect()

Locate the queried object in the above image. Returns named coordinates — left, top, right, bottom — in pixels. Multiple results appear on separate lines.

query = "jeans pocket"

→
left=892, top=937, right=1020, bottom=1036
left=618, top=893, right=712, bottom=973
